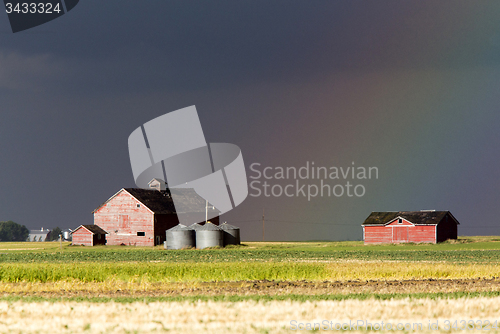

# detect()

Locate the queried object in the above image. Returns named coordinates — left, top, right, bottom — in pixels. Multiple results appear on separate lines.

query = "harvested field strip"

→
left=1, top=297, right=500, bottom=334
left=327, top=261, right=500, bottom=280
left=1, top=262, right=500, bottom=283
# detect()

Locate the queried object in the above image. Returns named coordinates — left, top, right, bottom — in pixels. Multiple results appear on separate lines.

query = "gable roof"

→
left=93, top=188, right=214, bottom=215
left=148, top=178, right=165, bottom=184
left=29, top=229, right=50, bottom=235
left=362, top=211, right=459, bottom=226
left=72, top=225, right=108, bottom=235
left=124, top=188, right=177, bottom=214
left=148, top=178, right=166, bottom=191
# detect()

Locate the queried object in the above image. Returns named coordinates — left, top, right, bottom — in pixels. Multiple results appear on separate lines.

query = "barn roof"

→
left=93, top=188, right=212, bottom=214
left=72, top=225, right=108, bottom=235
left=29, top=229, right=50, bottom=235
left=362, top=211, right=459, bottom=226
left=124, top=188, right=177, bottom=214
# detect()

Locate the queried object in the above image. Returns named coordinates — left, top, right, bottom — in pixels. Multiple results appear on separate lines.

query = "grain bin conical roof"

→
left=196, top=222, right=221, bottom=231
left=219, top=223, right=239, bottom=230
left=166, top=224, right=187, bottom=231
left=188, top=223, right=202, bottom=230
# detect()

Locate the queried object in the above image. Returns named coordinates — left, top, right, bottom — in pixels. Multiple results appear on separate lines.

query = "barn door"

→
left=119, top=215, right=129, bottom=229
left=393, top=227, right=408, bottom=243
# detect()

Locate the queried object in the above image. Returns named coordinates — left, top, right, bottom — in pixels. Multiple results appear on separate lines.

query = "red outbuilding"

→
left=71, top=225, right=108, bottom=246
left=362, top=211, right=459, bottom=244
left=92, top=187, right=219, bottom=246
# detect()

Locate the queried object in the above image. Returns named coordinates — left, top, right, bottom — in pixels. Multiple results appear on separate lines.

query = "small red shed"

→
left=362, top=211, right=459, bottom=244
left=71, top=225, right=108, bottom=246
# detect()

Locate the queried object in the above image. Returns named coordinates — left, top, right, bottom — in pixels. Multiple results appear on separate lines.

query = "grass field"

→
left=1, top=237, right=500, bottom=283
left=0, top=261, right=500, bottom=283
left=2, top=237, right=500, bottom=263
left=2, top=237, right=500, bottom=333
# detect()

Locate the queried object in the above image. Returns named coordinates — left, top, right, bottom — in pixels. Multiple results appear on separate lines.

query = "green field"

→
left=0, top=237, right=499, bottom=284
left=1, top=236, right=500, bottom=263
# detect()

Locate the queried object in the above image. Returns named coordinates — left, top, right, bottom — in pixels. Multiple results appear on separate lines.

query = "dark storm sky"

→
left=1, top=1, right=500, bottom=240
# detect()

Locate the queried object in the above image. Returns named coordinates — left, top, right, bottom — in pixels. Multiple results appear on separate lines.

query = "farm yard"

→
left=1, top=237, right=500, bottom=333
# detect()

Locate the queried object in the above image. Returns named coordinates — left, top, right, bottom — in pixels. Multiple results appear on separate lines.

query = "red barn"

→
left=71, top=225, right=108, bottom=246
left=362, top=211, right=459, bottom=244
left=93, top=188, right=219, bottom=246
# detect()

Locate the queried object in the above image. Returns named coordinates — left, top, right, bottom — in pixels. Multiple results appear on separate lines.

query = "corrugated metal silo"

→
left=195, top=222, right=223, bottom=249
left=220, top=222, right=240, bottom=246
left=62, top=229, right=72, bottom=241
left=166, top=224, right=195, bottom=250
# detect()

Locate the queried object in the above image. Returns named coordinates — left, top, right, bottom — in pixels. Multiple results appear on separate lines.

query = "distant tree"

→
left=47, top=227, right=62, bottom=241
left=0, top=221, right=30, bottom=241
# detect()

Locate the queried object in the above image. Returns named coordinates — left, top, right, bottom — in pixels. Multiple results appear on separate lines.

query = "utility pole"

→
left=262, top=208, right=265, bottom=242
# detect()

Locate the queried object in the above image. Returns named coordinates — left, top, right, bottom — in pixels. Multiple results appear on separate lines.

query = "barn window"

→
left=137, top=232, right=145, bottom=236
left=398, top=218, right=402, bottom=224
left=137, top=204, right=141, bottom=208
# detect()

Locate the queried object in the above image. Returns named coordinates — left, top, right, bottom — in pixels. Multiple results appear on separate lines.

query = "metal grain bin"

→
left=219, top=222, right=240, bottom=246
left=62, top=229, right=72, bottom=241
left=187, top=223, right=202, bottom=248
left=195, top=222, right=223, bottom=249
left=166, top=224, right=195, bottom=250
